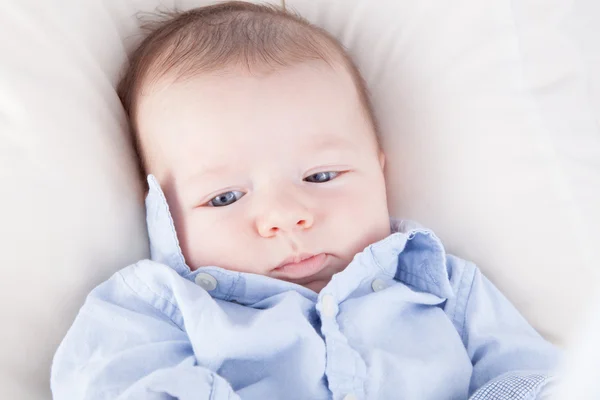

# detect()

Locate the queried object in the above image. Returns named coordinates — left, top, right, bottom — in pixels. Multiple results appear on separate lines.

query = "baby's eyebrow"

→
left=185, top=137, right=353, bottom=184
left=306, top=136, right=351, bottom=151
left=185, top=164, right=231, bottom=185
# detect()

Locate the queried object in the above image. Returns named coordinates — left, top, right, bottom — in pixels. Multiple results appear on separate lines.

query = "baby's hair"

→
left=117, top=1, right=379, bottom=177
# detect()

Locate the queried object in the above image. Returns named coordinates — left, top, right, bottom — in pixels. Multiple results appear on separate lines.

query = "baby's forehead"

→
left=154, top=65, right=342, bottom=118
left=137, top=63, right=378, bottom=176
left=138, top=61, right=361, bottom=124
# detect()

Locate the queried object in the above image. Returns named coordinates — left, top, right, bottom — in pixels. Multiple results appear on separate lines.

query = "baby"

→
left=51, top=2, right=559, bottom=399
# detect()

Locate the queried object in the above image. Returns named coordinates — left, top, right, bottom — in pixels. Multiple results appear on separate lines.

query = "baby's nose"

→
left=256, top=204, right=314, bottom=238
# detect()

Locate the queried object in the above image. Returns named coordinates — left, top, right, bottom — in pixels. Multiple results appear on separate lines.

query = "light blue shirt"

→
left=51, top=175, right=559, bottom=399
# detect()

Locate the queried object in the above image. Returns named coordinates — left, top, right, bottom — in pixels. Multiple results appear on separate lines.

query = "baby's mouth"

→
left=271, top=253, right=329, bottom=282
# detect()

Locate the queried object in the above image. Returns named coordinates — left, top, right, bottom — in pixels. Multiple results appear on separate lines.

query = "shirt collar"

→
left=145, top=174, right=189, bottom=276
left=145, top=174, right=454, bottom=300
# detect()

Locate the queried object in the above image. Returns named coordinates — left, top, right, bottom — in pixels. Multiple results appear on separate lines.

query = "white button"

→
left=195, top=273, right=217, bottom=291
left=321, top=294, right=336, bottom=318
left=343, top=394, right=358, bottom=400
left=371, top=278, right=388, bottom=292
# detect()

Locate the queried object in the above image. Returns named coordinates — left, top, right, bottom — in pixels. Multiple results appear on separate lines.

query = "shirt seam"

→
left=399, top=269, right=438, bottom=286
left=225, top=273, right=240, bottom=301
left=423, top=260, right=439, bottom=285
left=368, top=245, right=396, bottom=278
left=118, top=264, right=185, bottom=331
left=209, top=372, right=216, bottom=400
left=396, top=268, right=448, bottom=298
left=458, top=262, right=477, bottom=343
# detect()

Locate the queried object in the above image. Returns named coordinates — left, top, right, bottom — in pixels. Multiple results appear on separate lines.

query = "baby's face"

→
left=137, top=61, right=391, bottom=293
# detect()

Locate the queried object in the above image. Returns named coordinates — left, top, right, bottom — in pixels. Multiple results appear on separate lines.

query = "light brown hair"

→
left=117, top=1, right=379, bottom=176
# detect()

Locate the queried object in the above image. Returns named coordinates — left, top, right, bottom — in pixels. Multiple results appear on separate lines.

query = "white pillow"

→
left=0, top=0, right=598, bottom=399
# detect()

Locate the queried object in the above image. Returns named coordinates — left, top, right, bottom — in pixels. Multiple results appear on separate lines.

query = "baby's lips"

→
left=272, top=253, right=329, bottom=281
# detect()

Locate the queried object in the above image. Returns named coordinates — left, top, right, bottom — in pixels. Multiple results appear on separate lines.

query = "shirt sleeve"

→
left=445, top=256, right=560, bottom=399
left=50, top=268, right=240, bottom=400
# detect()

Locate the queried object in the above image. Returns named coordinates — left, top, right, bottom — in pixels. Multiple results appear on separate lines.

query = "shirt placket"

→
left=317, top=293, right=367, bottom=400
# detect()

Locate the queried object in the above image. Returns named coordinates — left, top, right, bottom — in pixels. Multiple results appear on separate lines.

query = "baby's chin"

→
left=291, top=260, right=349, bottom=293
left=302, top=279, right=331, bottom=294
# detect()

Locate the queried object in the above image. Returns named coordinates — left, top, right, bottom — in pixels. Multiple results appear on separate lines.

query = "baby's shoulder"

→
left=95, top=259, right=179, bottom=290
left=88, top=259, right=192, bottom=307
left=81, top=259, right=204, bottom=330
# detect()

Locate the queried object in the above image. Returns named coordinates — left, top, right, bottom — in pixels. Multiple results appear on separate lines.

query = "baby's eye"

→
left=304, top=171, right=341, bottom=183
left=207, top=190, right=245, bottom=207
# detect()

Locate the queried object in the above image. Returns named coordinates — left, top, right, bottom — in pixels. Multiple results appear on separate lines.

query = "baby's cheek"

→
left=184, top=207, right=262, bottom=272
left=181, top=210, right=236, bottom=269
left=326, top=182, right=389, bottom=252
